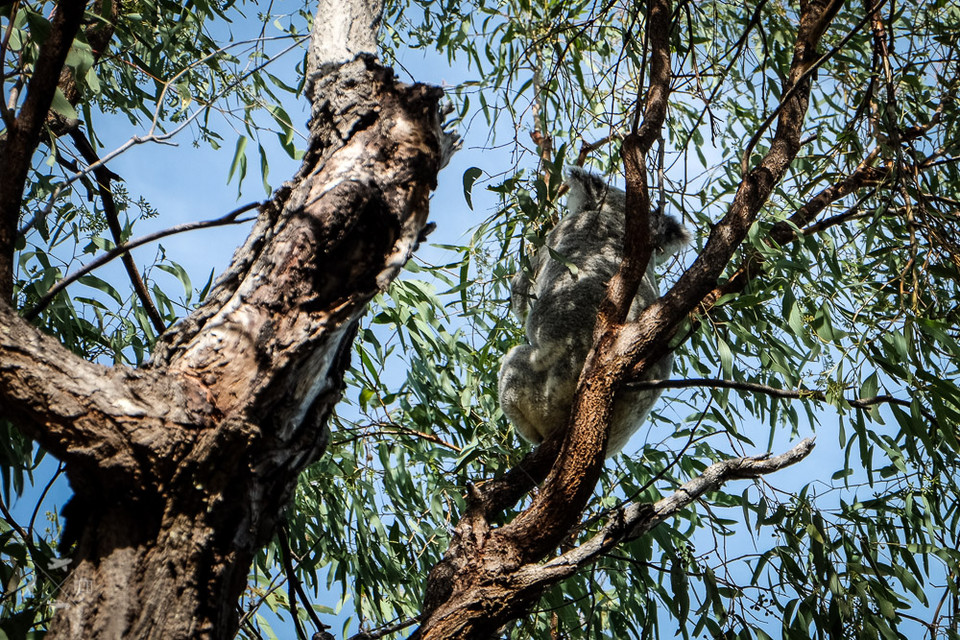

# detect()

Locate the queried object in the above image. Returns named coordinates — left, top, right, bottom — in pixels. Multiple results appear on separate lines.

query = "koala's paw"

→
left=438, top=101, right=462, bottom=169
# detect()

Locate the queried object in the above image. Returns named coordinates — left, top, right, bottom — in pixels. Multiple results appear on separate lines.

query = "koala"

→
left=498, top=168, right=689, bottom=457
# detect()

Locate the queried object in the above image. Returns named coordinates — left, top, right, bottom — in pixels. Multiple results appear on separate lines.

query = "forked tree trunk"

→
left=0, top=2, right=452, bottom=637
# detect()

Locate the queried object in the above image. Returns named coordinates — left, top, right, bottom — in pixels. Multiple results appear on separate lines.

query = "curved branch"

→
left=516, top=439, right=816, bottom=589
left=22, top=202, right=260, bottom=320
left=506, top=0, right=676, bottom=562
left=739, top=0, right=866, bottom=175
left=0, top=299, right=195, bottom=480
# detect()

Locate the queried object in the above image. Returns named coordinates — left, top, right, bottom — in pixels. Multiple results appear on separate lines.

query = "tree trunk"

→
left=0, top=5, right=451, bottom=634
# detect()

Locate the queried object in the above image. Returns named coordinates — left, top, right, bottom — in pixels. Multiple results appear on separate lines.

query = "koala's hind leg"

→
left=498, top=344, right=578, bottom=445
left=498, top=345, right=549, bottom=444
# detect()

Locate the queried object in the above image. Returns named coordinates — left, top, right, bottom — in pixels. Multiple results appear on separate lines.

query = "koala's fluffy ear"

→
left=656, top=215, right=692, bottom=263
left=565, top=167, right=610, bottom=214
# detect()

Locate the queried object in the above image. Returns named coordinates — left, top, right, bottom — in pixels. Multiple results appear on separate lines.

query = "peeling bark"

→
left=1, top=9, right=451, bottom=636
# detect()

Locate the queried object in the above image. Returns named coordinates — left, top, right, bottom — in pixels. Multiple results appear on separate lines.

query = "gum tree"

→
left=1, top=1, right=959, bottom=639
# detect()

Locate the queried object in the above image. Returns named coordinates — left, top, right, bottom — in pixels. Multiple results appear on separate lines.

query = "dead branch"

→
left=516, top=439, right=816, bottom=587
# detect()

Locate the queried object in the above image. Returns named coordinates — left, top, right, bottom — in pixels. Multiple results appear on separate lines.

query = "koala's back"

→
left=499, top=169, right=687, bottom=457
left=525, top=204, right=623, bottom=354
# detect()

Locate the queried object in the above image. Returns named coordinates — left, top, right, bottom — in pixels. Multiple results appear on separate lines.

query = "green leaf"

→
left=462, top=167, right=483, bottom=210
left=227, top=136, right=248, bottom=184
left=258, top=144, right=271, bottom=195
left=77, top=274, right=123, bottom=305
left=717, top=337, right=733, bottom=378
left=156, top=262, right=192, bottom=300
left=49, top=87, right=78, bottom=120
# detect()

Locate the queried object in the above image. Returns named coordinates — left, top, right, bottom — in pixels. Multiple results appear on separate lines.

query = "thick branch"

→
left=417, top=6, right=842, bottom=640
left=595, top=0, right=673, bottom=335
left=621, top=0, right=845, bottom=380
left=418, top=439, right=815, bottom=639
left=503, top=0, right=676, bottom=562
left=698, top=124, right=942, bottom=312
left=39, top=50, right=451, bottom=640
left=306, top=0, right=384, bottom=93
left=0, top=301, right=199, bottom=487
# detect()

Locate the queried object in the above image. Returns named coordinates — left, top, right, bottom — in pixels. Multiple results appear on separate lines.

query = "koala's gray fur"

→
left=498, top=168, right=689, bottom=457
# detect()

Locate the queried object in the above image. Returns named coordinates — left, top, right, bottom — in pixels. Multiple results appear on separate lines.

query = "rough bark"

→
left=0, top=2, right=451, bottom=635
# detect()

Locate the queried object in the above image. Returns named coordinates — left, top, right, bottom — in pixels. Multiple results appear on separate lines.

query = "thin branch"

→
left=0, top=0, right=21, bottom=127
left=277, top=525, right=310, bottom=640
left=574, top=135, right=613, bottom=167
left=515, top=439, right=816, bottom=591
left=740, top=0, right=879, bottom=175
left=677, top=0, right=768, bottom=153
left=330, top=421, right=462, bottom=452
left=28, top=461, right=64, bottom=539
left=23, top=202, right=261, bottom=320
left=278, top=524, right=330, bottom=639
left=0, top=0, right=88, bottom=300
left=628, top=376, right=904, bottom=407
left=801, top=193, right=877, bottom=235
left=347, top=617, right=419, bottom=640
left=626, top=377, right=940, bottom=426
left=16, top=35, right=305, bottom=238
left=68, top=127, right=166, bottom=333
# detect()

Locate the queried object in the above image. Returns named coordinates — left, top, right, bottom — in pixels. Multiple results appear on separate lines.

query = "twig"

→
left=23, top=202, right=261, bottom=320
left=329, top=421, right=461, bottom=452
left=0, top=495, right=41, bottom=566
left=510, top=440, right=815, bottom=593
left=68, top=128, right=166, bottom=332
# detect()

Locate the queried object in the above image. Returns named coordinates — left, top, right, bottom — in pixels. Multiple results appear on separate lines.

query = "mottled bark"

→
left=0, top=2, right=451, bottom=636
